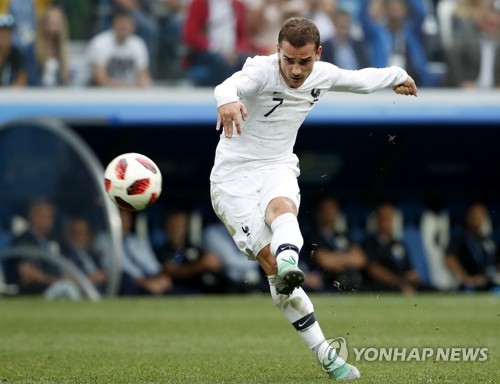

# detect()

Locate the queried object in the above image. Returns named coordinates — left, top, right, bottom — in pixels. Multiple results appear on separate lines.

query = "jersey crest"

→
left=311, top=88, right=321, bottom=103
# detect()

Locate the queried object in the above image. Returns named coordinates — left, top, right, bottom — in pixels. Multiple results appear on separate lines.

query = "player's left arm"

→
left=392, top=75, right=418, bottom=97
left=330, top=65, right=417, bottom=96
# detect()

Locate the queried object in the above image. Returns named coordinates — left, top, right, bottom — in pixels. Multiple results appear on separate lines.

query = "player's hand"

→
left=393, top=76, right=418, bottom=97
left=216, top=101, right=247, bottom=138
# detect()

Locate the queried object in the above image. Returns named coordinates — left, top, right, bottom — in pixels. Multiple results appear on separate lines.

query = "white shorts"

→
left=210, top=167, right=301, bottom=260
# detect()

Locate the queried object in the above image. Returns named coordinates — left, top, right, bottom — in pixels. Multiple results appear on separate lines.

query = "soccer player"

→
left=210, top=17, right=417, bottom=380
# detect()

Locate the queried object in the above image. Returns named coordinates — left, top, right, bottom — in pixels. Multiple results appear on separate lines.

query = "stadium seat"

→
left=342, top=202, right=369, bottom=244
left=403, top=223, right=431, bottom=285
left=398, top=199, right=427, bottom=226
left=421, top=210, right=457, bottom=290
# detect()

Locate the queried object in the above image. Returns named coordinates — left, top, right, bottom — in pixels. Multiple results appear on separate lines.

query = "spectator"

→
left=450, top=0, right=487, bottom=41
left=203, top=222, right=263, bottom=292
left=304, top=196, right=367, bottom=292
left=445, top=203, right=500, bottom=290
left=361, top=0, right=438, bottom=86
left=34, top=6, right=71, bottom=86
left=322, top=9, right=370, bottom=69
left=118, top=209, right=172, bottom=295
left=10, top=199, right=80, bottom=298
left=1, top=0, right=56, bottom=84
left=155, top=209, right=229, bottom=293
left=110, top=0, right=160, bottom=75
left=445, top=2, right=500, bottom=88
left=85, top=8, right=152, bottom=87
left=149, top=0, right=188, bottom=80
left=246, top=0, right=288, bottom=55
left=62, top=217, right=107, bottom=293
left=56, top=0, right=98, bottom=40
left=0, top=13, right=27, bottom=86
left=2, top=0, right=36, bottom=83
left=309, top=0, right=338, bottom=50
left=362, top=203, right=425, bottom=294
left=182, top=0, right=254, bottom=86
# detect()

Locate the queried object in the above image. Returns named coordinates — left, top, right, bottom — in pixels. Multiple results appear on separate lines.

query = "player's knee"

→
left=266, top=197, right=297, bottom=222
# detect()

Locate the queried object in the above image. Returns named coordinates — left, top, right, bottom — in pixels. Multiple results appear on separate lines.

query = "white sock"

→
left=270, top=213, right=303, bottom=259
left=268, top=275, right=325, bottom=350
left=316, top=340, right=348, bottom=369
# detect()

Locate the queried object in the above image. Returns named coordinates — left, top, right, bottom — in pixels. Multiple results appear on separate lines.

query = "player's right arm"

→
left=214, top=63, right=263, bottom=138
left=215, top=101, right=247, bottom=138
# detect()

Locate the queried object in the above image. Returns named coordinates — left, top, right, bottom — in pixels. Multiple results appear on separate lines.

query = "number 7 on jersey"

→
left=264, top=97, right=284, bottom=117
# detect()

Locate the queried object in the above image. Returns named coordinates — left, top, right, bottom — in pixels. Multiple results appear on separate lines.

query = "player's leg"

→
left=258, top=245, right=325, bottom=351
left=265, top=196, right=305, bottom=294
left=257, top=246, right=360, bottom=380
left=259, top=168, right=360, bottom=380
left=259, top=168, right=304, bottom=294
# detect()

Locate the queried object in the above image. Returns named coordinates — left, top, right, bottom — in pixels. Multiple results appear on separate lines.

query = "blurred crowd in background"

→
left=0, top=0, right=499, bottom=88
left=1, top=195, right=499, bottom=298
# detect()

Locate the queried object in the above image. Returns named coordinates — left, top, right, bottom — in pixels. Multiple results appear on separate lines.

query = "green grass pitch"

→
left=0, top=293, right=498, bottom=383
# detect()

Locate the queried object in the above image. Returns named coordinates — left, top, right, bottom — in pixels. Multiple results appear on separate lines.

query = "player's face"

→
left=278, top=40, right=322, bottom=88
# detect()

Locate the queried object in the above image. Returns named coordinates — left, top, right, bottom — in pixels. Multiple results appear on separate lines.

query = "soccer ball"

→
left=104, top=153, right=162, bottom=211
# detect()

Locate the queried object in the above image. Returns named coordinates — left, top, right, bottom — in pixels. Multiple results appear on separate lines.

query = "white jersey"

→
left=211, top=54, right=408, bottom=182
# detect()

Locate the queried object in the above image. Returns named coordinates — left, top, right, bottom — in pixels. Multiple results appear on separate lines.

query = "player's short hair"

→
left=278, top=17, right=320, bottom=50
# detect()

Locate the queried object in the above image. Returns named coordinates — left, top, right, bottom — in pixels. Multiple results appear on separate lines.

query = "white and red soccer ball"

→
left=104, top=153, right=162, bottom=211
